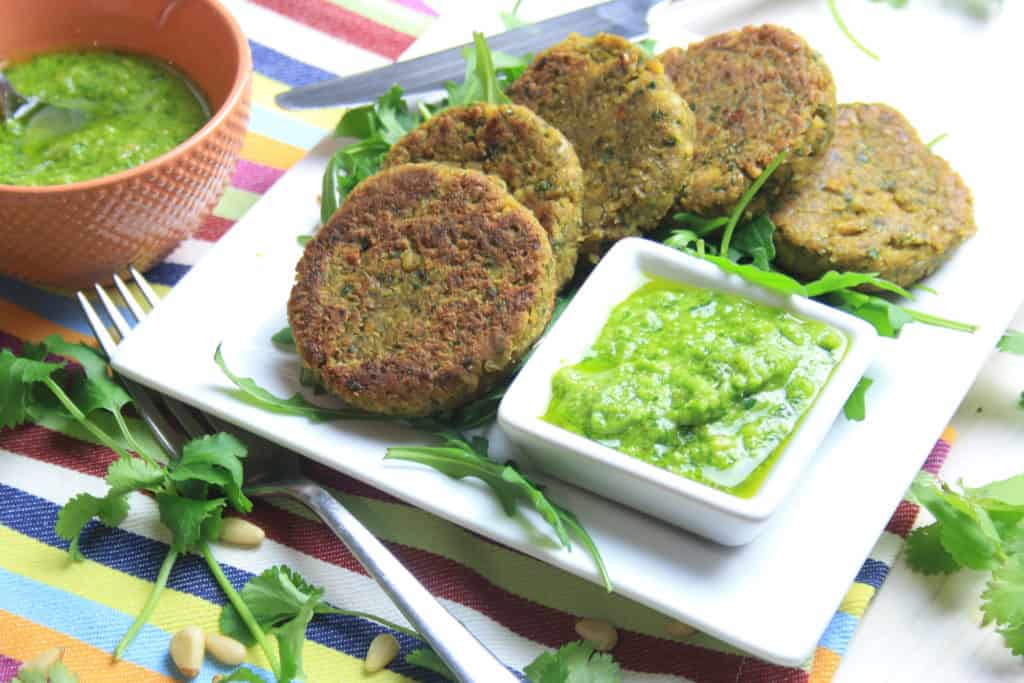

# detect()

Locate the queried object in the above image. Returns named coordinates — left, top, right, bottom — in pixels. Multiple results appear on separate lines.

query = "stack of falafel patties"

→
left=288, top=25, right=976, bottom=419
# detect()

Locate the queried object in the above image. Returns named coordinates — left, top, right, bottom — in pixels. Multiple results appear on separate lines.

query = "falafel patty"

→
left=661, top=24, right=837, bottom=217
left=771, top=103, right=976, bottom=288
left=384, top=103, right=583, bottom=288
left=288, top=162, right=557, bottom=417
left=507, top=33, right=695, bottom=259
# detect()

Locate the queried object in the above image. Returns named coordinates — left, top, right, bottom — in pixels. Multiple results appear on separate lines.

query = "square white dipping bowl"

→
left=498, top=237, right=879, bottom=545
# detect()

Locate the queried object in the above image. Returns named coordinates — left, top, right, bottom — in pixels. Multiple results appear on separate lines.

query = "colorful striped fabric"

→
left=0, top=2, right=948, bottom=681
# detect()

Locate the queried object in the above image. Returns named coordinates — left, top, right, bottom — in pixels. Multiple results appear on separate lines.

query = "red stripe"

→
left=231, top=159, right=285, bottom=195
left=0, top=425, right=116, bottom=478
left=250, top=0, right=415, bottom=60
left=195, top=215, right=236, bottom=241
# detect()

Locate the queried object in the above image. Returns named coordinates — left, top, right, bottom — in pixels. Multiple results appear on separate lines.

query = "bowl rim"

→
left=0, top=0, right=252, bottom=194
left=498, top=237, right=880, bottom=527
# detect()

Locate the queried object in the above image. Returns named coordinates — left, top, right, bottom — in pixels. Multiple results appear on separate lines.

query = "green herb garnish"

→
left=843, top=376, right=874, bottom=421
left=828, top=0, right=880, bottom=60
left=906, top=472, right=1024, bottom=654
left=523, top=641, right=623, bottom=683
left=11, top=661, right=79, bottom=683
left=998, top=330, right=1024, bottom=355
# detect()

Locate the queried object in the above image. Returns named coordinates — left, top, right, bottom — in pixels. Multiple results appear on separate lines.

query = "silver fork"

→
left=77, top=268, right=518, bottom=683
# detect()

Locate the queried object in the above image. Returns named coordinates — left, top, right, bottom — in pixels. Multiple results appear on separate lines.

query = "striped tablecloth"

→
left=0, top=1, right=952, bottom=680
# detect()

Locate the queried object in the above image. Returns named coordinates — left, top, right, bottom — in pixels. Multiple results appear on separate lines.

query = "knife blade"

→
left=275, top=0, right=664, bottom=110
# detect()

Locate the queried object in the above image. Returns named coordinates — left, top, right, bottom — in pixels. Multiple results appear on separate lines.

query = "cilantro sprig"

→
left=11, top=661, right=79, bottom=683
left=906, top=472, right=1024, bottom=653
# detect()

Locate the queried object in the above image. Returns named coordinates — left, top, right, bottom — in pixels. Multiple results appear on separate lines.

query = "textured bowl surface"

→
left=0, top=0, right=252, bottom=290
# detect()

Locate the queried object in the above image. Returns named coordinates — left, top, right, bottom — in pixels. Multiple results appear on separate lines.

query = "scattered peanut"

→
left=18, top=646, right=65, bottom=674
left=364, top=633, right=400, bottom=673
left=218, top=517, right=265, bottom=548
left=205, top=632, right=247, bottom=667
left=170, top=626, right=205, bottom=678
left=575, top=618, right=618, bottom=651
left=665, top=619, right=696, bottom=639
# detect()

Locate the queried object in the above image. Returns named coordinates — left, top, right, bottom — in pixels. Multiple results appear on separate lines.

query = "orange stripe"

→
left=0, top=301, right=94, bottom=345
left=941, top=426, right=957, bottom=444
left=0, top=609, right=172, bottom=682
left=240, top=131, right=305, bottom=170
left=808, top=646, right=842, bottom=683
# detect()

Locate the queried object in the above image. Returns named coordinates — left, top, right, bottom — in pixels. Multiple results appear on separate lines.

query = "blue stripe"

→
left=0, top=275, right=92, bottom=335
left=817, top=611, right=859, bottom=654
left=144, top=262, right=191, bottom=287
left=249, top=105, right=327, bottom=149
left=0, top=569, right=273, bottom=681
left=249, top=40, right=336, bottom=88
left=853, top=558, right=890, bottom=590
left=0, top=484, right=481, bottom=681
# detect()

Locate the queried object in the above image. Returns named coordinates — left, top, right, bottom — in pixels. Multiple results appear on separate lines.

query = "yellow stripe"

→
left=941, top=426, right=956, bottom=444
left=0, top=301, right=94, bottom=345
left=241, top=130, right=306, bottom=170
left=838, top=583, right=874, bottom=617
left=251, top=72, right=346, bottom=131
left=0, top=609, right=172, bottom=683
left=0, top=527, right=413, bottom=682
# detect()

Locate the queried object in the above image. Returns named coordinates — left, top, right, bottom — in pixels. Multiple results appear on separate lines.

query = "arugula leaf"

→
left=804, top=271, right=911, bottom=299
left=926, top=133, right=948, bottom=149
left=843, top=377, right=873, bottom=421
left=524, top=641, right=623, bottom=683
left=728, top=214, right=776, bottom=271
left=215, top=344, right=379, bottom=422
left=406, top=648, right=456, bottom=679
left=904, top=523, right=960, bottom=575
left=634, top=38, right=657, bottom=57
left=386, top=432, right=612, bottom=592
left=832, top=290, right=975, bottom=337
left=998, top=330, right=1024, bottom=355
left=271, top=326, right=295, bottom=350
left=719, top=150, right=788, bottom=256
left=828, top=0, right=880, bottom=60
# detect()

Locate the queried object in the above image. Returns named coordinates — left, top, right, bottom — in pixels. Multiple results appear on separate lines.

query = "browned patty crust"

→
left=661, top=24, right=837, bottom=217
left=507, top=33, right=695, bottom=259
left=288, top=163, right=557, bottom=417
left=771, top=103, right=976, bottom=288
left=383, top=103, right=583, bottom=288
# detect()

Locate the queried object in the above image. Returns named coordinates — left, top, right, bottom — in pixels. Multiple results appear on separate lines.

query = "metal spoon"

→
left=1, top=70, right=89, bottom=150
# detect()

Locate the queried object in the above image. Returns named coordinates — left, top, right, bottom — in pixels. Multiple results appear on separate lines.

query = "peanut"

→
left=218, top=517, right=265, bottom=548
left=575, top=618, right=618, bottom=651
left=170, top=626, right=204, bottom=678
left=205, top=632, right=247, bottom=667
left=364, top=633, right=400, bottom=673
left=18, top=647, right=65, bottom=674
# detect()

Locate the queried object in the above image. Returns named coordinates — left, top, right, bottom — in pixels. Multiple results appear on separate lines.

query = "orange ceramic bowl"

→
left=0, top=0, right=252, bottom=290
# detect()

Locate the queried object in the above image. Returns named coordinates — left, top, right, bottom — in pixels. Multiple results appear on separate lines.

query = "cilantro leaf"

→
left=214, top=668, right=265, bottom=683
left=728, top=214, right=776, bottom=271
left=55, top=491, right=129, bottom=560
left=982, top=555, right=1024, bottom=627
left=46, top=662, right=79, bottom=683
left=524, top=641, right=623, bottom=683
left=273, top=590, right=321, bottom=683
left=106, top=456, right=165, bottom=494
left=11, top=671, right=47, bottom=683
left=156, top=492, right=226, bottom=554
left=220, top=565, right=327, bottom=645
left=998, top=330, right=1024, bottom=356
left=965, top=474, right=1024, bottom=509
left=214, top=344, right=378, bottom=422
left=168, top=433, right=252, bottom=513
left=634, top=38, right=657, bottom=57
left=42, top=335, right=131, bottom=416
left=0, top=347, right=64, bottom=428
left=909, top=474, right=1002, bottom=571
left=904, top=523, right=960, bottom=575
left=999, top=623, right=1024, bottom=656
left=843, top=377, right=873, bottom=421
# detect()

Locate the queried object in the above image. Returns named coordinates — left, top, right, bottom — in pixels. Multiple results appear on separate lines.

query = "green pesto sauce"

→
left=544, top=278, right=847, bottom=498
left=0, top=51, right=209, bottom=186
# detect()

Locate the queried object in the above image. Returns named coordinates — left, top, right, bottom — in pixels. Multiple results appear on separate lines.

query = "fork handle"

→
left=263, top=480, right=520, bottom=683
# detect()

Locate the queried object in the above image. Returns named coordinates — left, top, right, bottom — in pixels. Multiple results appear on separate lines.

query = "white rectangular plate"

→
left=112, top=5, right=1024, bottom=666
